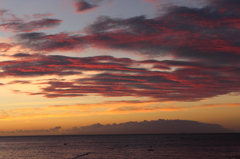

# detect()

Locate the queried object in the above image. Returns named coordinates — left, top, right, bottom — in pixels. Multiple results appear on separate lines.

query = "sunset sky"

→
left=0, top=0, right=240, bottom=136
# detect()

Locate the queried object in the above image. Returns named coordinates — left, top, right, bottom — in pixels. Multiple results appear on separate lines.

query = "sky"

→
left=0, top=0, right=240, bottom=136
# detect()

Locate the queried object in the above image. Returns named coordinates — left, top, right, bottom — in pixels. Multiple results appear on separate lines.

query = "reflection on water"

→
left=0, top=133, right=239, bottom=159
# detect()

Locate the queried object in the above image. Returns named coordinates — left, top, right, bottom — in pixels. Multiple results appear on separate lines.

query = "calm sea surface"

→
left=0, top=133, right=239, bottom=159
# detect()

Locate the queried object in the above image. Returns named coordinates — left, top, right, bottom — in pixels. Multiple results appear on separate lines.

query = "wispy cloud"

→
left=0, top=18, right=62, bottom=33
left=0, top=10, right=61, bottom=33
left=2, top=101, right=240, bottom=121
left=0, top=126, right=61, bottom=135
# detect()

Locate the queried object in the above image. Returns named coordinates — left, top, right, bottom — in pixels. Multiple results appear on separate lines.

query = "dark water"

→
left=0, top=133, right=239, bottom=159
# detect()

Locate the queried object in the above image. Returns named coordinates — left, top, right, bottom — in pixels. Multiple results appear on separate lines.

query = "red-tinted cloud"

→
left=35, top=64, right=240, bottom=101
left=74, top=0, right=104, bottom=13
left=0, top=10, right=61, bottom=32
left=0, top=43, right=12, bottom=52
left=0, top=18, right=62, bottom=32
left=1, top=54, right=238, bottom=101
left=13, top=0, right=240, bottom=65
left=2, top=0, right=240, bottom=102
left=0, top=54, right=141, bottom=77
left=14, top=32, right=85, bottom=52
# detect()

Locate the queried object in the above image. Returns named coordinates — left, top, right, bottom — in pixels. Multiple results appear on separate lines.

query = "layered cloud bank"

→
left=1, top=53, right=240, bottom=102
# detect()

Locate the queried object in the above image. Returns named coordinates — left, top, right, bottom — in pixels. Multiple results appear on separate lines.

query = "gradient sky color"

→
left=0, top=0, right=240, bottom=136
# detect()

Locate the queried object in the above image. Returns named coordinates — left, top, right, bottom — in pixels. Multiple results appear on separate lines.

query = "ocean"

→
left=0, top=133, right=239, bottom=159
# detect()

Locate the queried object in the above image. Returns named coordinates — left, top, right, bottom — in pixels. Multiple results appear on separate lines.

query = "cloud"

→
left=199, top=103, right=240, bottom=108
left=13, top=32, right=85, bottom=52
left=82, top=4, right=240, bottom=64
left=74, top=0, right=104, bottom=13
left=35, top=66, right=240, bottom=101
left=1, top=0, right=240, bottom=102
left=0, top=126, right=61, bottom=135
left=7, top=101, right=240, bottom=119
left=3, top=100, right=172, bottom=120
left=0, top=18, right=62, bottom=33
left=1, top=54, right=240, bottom=101
left=11, top=53, right=32, bottom=58
left=0, top=10, right=61, bottom=33
left=0, top=54, right=143, bottom=78
left=109, top=102, right=240, bottom=114
left=65, top=119, right=232, bottom=134
left=0, top=54, right=84, bottom=77
left=8, top=80, right=31, bottom=84
left=2, top=98, right=239, bottom=121
left=0, top=110, right=9, bottom=119
left=0, top=109, right=81, bottom=120
left=0, top=43, right=12, bottom=52
left=32, top=13, right=53, bottom=19
left=11, top=0, right=240, bottom=66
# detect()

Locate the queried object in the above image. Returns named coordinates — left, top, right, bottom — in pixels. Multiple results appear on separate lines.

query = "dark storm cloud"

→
left=65, top=119, right=231, bottom=134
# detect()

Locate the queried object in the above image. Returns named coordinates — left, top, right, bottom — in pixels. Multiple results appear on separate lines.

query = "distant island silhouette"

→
left=64, top=119, right=232, bottom=135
